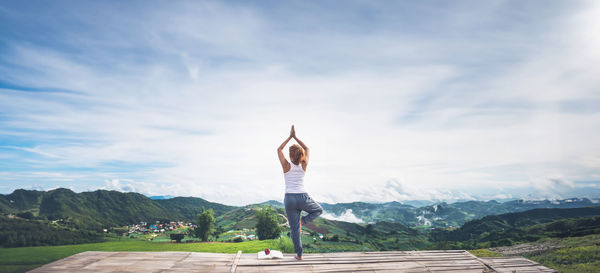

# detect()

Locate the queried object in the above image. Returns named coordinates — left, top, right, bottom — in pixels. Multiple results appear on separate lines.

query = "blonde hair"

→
left=289, top=144, right=305, bottom=165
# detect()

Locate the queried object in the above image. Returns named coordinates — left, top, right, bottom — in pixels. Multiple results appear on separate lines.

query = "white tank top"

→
left=284, top=161, right=307, bottom=193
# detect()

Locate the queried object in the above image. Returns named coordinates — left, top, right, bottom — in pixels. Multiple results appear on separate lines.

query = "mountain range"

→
left=1, top=188, right=598, bottom=230
left=259, top=198, right=599, bottom=228
left=2, top=188, right=600, bottom=252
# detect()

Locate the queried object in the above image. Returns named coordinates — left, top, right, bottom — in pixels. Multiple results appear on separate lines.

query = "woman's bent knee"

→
left=315, top=205, right=323, bottom=215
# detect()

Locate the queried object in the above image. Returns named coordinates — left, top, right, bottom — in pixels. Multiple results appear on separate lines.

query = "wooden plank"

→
left=480, top=257, right=558, bottom=273
left=230, top=250, right=242, bottom=273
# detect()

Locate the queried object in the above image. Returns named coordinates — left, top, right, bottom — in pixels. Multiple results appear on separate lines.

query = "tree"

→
left=255, top=207, right=282, bottom=240
left=195, top=207, right=215, bottom=241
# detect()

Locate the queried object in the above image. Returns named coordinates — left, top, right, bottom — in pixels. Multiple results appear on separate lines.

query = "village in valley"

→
left=121, top=213, right=324, bottom=245
left=123, top=221, right=263, bottom=243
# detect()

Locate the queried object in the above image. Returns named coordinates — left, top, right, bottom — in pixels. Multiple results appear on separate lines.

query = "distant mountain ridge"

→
left=320, top=198, right=599, bottom=228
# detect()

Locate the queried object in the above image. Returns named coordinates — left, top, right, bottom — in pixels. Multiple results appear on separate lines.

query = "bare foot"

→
left=294, top=255, right=303, bottom=260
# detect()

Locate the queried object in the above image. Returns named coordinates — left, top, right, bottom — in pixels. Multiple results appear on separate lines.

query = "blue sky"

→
left=1, top=1, right=599, bottom=205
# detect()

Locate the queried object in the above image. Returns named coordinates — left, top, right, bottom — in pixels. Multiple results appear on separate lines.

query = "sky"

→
left=0, top=1, right=599, bottom=206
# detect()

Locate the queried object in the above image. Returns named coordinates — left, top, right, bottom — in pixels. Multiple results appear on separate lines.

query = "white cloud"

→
left=489, top=193, right=513, bottom=200
left=321, top=209, right=363, bottom=224
left=103, top=179, right=137, bottom=193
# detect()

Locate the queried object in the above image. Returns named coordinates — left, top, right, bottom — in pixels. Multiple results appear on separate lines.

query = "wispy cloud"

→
left=1, top=146, right=61, bottom=158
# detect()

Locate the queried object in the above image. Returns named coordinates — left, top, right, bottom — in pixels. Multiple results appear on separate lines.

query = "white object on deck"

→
left=257, top=250, right=284, bottom=259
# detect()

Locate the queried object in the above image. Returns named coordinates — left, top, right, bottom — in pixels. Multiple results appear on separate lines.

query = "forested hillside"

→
left=430, top=206, right=600, bottom=249
left=0, top=215, right=104, bottom=247
left=0, top=188, right=236, bottom=229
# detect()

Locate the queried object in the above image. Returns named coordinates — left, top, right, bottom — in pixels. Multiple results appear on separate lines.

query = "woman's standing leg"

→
left=284, top=194, right=303, bottom=257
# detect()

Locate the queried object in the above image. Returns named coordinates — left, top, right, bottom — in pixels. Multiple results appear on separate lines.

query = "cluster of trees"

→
left=255, top=207, right=282, bottom=240
left=188, top=206, right=282, bottom=242
left=0, top=216, right=104, bottom=247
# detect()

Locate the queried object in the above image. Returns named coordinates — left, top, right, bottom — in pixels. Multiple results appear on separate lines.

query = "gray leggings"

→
left=284, top=193, right=323, bottom=257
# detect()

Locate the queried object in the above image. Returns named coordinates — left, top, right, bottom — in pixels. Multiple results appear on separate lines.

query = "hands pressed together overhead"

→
left=278, top=124, right=310, bottom=172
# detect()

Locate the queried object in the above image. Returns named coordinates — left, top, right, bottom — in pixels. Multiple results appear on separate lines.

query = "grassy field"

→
left=0, top=238, right=290, bottom=273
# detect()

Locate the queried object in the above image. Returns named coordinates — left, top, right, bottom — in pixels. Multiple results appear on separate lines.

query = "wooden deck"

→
left=29, top=250, right=557, bottom=273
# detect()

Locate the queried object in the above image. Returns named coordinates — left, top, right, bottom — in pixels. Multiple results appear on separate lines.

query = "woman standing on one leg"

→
left=277, top=125, right=323, bottom=260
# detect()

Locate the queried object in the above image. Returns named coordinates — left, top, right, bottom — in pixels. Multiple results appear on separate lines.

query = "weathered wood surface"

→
left=479, top=257, right=558, bottom=273
left=28, top=250, right=557, bottom=273
left=28, top=251, right=235, bottom=273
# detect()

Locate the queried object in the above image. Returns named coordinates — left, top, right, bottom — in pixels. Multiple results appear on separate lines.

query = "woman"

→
left=277, top=125, right=323, bottom=260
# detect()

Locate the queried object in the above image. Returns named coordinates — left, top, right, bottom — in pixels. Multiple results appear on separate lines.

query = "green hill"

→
left=216, top=204, right=287, bottom=231
left=0, top=189, right=45, bottom=213
left=430, top=206, right=600, bottom=249
left=256, top=200, right=283, bottom=208
left=38, top=189, right=175, bottom=229
left=451, top=206, right=600, bottom=238
left=0, top=188, right=238, bottom=230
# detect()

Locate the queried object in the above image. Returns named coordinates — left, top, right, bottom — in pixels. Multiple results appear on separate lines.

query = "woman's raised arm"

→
left=277, top=130, right=293, bottom=173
